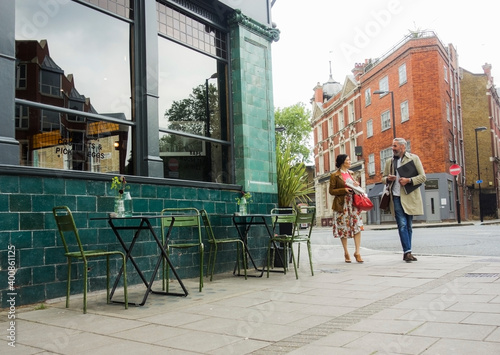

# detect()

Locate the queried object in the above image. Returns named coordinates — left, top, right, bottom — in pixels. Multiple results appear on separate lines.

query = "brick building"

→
left=461, top=64, right=500, bottom=219
left=313, top=32, right=466, bottom=225
left=312, top=74, right=365, bottom=227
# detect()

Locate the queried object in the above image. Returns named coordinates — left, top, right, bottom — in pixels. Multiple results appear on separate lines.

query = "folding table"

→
left=91, top=215, right=188, bottom=306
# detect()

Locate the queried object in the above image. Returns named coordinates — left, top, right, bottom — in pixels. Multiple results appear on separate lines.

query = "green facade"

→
left=0, top=2, right=280, bottom=307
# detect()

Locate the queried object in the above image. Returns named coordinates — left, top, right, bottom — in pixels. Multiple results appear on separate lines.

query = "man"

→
left=382, top=138, right=426, bottom=262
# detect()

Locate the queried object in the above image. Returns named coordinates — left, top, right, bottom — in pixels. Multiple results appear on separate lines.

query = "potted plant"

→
left=274, top=138, right=314, bottom=266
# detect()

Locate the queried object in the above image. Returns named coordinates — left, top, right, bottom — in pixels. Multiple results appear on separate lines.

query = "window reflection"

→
left=160, top=133, right=231, bottom=183
left=158, top=2, right=231, bottom=183
left=14, top=0, right=132, bottom=173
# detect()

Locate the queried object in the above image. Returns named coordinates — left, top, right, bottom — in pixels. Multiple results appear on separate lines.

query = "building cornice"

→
left=228, top=9, right=280, bottom=42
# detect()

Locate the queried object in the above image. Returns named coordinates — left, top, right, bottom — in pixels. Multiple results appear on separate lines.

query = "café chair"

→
left=267, top=208, right=297, bottom=278
left=200, top=210, right=247, bottom=280
left=292, top=206, right=316, bottom=276
left=161, top=208, right=204, bottom=292
left=52, top=206, right=128, bottom=314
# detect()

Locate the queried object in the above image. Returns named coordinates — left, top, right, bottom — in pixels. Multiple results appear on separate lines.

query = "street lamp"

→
left=475, top=126, right=487, bottom=222
left=373, top=90, right=396, bottom=139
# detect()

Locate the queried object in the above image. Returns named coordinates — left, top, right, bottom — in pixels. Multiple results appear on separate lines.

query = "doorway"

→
left=425, top=191, right=441, bottom=222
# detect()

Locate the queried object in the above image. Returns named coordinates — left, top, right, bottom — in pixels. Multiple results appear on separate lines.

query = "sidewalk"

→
left=3, top=243, right=500, bottom=354
left=365, top=219, right=500, bottom=231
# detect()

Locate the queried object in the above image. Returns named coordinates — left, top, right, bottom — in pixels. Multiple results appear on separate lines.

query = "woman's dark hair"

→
left=335, top=154, right=348, bottom=169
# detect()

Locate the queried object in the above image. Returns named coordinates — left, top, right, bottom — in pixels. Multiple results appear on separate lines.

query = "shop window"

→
left=157, top=2, right=232, bottom=183
left=15, top=0, right=132, bottom=173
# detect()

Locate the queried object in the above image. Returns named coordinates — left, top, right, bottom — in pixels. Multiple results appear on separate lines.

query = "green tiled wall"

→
left=0, top=175, right=277, bottom=307
left=231, top=23, right=278, bottom=194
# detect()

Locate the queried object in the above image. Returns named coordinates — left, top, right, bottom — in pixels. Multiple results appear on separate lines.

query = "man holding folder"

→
left=382, top=138, right=426, bottom=262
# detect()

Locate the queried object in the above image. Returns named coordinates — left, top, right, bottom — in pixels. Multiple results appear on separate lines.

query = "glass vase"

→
left=123, top=191, right=132, bottom=217
left=114, top=196, right=125, bottom=217
left=239, top=197, right=247, bottom=215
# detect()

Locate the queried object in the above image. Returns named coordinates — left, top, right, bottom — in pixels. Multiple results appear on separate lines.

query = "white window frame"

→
left=398, top=63, right=407, bottom=85
left=348, top=102, right=355, bottom=123
left=446, top=101, right=450, bottom=122
left=368, top=153, right=375, bottom=175
left=367, top=119, right=373, bottom=137
left=381, top=110, right=391, bottom=132
left=338, top=109, right=344, bottom=130
left=400, top=100, right=409, bottom=122
left=379, top=76, right=389, bottom=95
left=380, top=147, right=392, bottom=173
left=365, top=88, right=371, bottom=106
left=444, top=65, right=448, bottom=82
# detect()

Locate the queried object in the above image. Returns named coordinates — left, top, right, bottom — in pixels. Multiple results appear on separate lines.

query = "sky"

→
left=270, top=0, right=500, bottom=110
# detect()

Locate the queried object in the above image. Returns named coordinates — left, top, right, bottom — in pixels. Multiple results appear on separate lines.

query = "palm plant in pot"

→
left=275, top=137, right=314, bottom=266
left=276, top=137, right=314, bottom=210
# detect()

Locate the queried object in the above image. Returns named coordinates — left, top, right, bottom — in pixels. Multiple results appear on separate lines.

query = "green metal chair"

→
left=52, top=206, right=128, bottom=314
left=161, top=208, right=204, bottom=292
left=292, top=206, right=316, bottom=276
left=267, top=208, right=297, bottom=278
left=200, top=210, right=247, bottom=281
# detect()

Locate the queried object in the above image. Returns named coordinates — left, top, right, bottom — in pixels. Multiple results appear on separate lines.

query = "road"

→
left=312, top=223, right=500, bottom=257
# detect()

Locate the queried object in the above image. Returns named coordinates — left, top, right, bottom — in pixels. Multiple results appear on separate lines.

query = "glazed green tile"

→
left=32, top=194, right=56, bottom=212
left=132, top=198, right=148, bottom=213
left=33, top=230, right=56, bottom=248
left=88, top=181, right=106, bottom=196
left=10, top=231, right=32, bottom=249
left=0, top=251, right=7, bottom=269
left=77, top=195, right=97, bottom=211
left=20, top=213, right=44, bottom=230
left=0, top=175, right=19, bottom=193
left=19, top=176, right=40, bottom=194
left=18, top=285, right=46, bottom=305
left=19, top=248, right=43, bottom=267
left=97, top=196, right=114, bottom=213
left=33, top=265, right=56, bottom=284
left=43, top=177, right=65, bottom=194
left=0, top=213, right=19, bottom=231
left=171, top=186, right=191, bottom=199
left=16, top=266, right=33, bottom=286
left=45, top=248, right=67, bottom=265
left=149, top=198, right=163, bottom=213
left=157, top=185, right=171, bottom=198
left=141, top=184, right=157, bottom=198
left=66, top=179, right=87, bottom=195
left=10, top=195, right=31, bottom=212
left=0, top=194, right=7, bottom=212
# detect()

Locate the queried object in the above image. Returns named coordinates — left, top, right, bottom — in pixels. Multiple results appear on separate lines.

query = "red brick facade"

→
left=313, top=32, right=474, bottom=224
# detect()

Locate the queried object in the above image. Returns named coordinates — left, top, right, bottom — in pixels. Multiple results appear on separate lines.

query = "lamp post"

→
left=475, top=126, right=487, bottom=222
left=205, top=73, right=217, bottom=181
left=373, top=90, right=396, bottom=139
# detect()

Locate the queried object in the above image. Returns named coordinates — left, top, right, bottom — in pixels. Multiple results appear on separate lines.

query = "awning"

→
left=367, top=183, right=385, bottom=198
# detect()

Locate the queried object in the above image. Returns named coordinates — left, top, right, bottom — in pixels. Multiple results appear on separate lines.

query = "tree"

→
left=274, top=102, right=312, bottom=163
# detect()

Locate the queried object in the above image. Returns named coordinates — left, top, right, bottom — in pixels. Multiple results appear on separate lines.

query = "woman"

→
left=329, top=154, right=364, bottom=263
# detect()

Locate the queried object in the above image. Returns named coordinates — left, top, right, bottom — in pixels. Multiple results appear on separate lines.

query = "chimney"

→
left=352, top=62, right=365, bottom=81
left=313, top=82, right=323, bottom=103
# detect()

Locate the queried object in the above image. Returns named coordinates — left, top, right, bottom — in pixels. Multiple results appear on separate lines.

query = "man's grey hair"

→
left=393, top=138, right=407, bottom=146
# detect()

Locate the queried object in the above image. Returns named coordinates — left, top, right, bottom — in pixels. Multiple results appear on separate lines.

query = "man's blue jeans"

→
left=393, top=196, right=413, bottom=253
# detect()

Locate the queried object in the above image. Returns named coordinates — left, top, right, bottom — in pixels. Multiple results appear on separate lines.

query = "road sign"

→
left=476, top=180, right=483, bottom=184
left=449, top=164, right=461, bottom=176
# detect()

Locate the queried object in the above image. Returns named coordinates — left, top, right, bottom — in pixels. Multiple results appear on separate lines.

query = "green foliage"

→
left=274, top=102, right=312, bottom=163
left=276, top=136, right=314, bottom=207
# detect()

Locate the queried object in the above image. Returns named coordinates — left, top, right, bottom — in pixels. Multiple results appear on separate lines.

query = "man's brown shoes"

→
left=403, top=252, right=418, bottom=262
